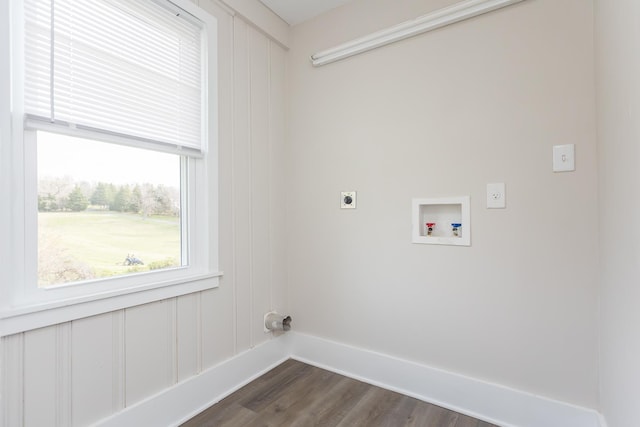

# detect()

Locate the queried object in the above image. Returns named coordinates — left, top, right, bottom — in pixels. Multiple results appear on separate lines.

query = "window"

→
left=0, top=0, right=219, bottom=325
left=37, top=131, right=184, bottom=286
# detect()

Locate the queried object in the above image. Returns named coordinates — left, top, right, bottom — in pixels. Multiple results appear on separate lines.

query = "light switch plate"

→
left=553, top=144, right=575, bottom=172
left=487, top=183, right=506, bottom=209
left=341, top=191, right=356, bottom=209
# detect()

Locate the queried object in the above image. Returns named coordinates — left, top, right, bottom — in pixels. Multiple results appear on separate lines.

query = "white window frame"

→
left=0, top=0, right=221, bottom=336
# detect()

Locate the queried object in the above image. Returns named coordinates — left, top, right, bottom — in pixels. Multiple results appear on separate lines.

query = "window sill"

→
left=0, top=272, right=223, bottom=336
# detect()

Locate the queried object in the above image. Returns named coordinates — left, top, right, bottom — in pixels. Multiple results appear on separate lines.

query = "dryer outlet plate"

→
left=341, top=191, right=356, bottom=209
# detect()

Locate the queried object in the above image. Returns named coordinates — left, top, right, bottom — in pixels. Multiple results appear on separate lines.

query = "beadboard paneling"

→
left=232, top=16, right=254, bottom=353
left=1, top=0, right=289, bottom=424
left=248, top=26, right=273, bottom=348
left=23, top=327, right=58, bottom=427
left=200, top=287, right=235, bottom=369
left=71, top=313, right=120, bottom=426
left=268, top=41, right=288, bottom=316
left=200, top=0, right=237, bottom=371
left=124, top=300, right=176, bottom=406
left=177, top=294, right=200, bottom=381
left=2, top=333, right=24, bottom=427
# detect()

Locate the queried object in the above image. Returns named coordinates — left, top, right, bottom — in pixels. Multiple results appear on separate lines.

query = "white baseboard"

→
left=93, top=336, right=290, bottom=427
left=93, top=331, right=605, bottom=427
left=284, top=332, right=602, bottom=427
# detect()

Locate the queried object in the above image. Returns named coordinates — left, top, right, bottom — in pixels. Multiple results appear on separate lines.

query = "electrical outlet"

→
left=341, top=191, right=356, bottom=209
left=486, top=183, right=506, bottom=209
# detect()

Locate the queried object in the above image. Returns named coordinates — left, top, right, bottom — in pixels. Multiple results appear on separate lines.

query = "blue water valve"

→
left=451, top=223, right=462, bottom=237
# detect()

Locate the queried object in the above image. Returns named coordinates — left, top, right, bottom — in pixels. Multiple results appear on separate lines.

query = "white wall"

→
left=287, top=0, right=599, bottom=408
left=0, top=0, right=289, bottom=425
left=7, top=0, right=631, bottom=424
left=596, top=1, right=640, bottom=426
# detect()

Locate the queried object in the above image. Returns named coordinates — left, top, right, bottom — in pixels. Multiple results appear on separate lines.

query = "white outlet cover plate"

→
left=341, top=191, right=356, bottom=209
left=486, top=183, right=506, bottom=209
left=553, top=144, right=575, bottom=172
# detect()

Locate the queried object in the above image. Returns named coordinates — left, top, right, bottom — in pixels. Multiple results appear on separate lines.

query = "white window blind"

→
left=24, top=0, right=205, bottom=154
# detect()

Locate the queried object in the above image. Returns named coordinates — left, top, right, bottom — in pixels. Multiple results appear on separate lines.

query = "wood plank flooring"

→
left=181, top=359, right=498, bottom=427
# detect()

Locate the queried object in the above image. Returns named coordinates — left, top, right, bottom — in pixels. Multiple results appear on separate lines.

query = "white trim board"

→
left=93, top=336, right=290, bottom=427
left=0, top=275, right=221, bottom=337
left=598, top=414, right=609, bottom=427
left=285, top=333, right=601, bottom=427
left=92, top=332, right=604, bottom=427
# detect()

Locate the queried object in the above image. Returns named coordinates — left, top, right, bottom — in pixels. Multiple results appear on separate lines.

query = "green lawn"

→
left=38, top=210, right=181, bottom=286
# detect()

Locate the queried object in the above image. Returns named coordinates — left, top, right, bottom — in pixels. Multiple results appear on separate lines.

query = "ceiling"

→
left=258, top=0, right=354, bottom=26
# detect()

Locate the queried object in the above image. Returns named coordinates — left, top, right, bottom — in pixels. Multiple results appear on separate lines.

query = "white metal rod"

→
left=310, top=0, right=527, bottom=67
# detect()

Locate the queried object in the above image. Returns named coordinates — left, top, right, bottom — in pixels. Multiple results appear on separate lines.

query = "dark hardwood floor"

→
left=181, top=359, right=498, bottom=427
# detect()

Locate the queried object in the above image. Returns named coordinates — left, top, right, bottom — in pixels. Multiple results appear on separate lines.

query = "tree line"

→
left=38, top=177, right=180, bottom=217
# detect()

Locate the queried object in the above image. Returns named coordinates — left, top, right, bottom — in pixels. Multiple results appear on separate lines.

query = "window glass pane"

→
left=37, top=131, right=183, bottom=287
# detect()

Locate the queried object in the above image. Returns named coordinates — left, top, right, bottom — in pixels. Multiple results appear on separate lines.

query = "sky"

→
left=37, top=131, right=180, bottom=187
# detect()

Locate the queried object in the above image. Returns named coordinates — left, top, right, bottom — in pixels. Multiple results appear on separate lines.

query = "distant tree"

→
left=112, top=185, right=132, bottom=212
left=78, top=181, right=92, bottom=200
left=38, top=195, right=47, bottom=211
left=38, top=232, right=94, bottom=284
left=67, top=186, right=89, bottom=211
left=153, top=185, right=173, bottom=215
left=38, top=176, right=74, bottom=211
left=139, top=183, right=156, bottom=218
left=90, top=182, right=110, bottom=208
left=129, top=185, right=142, bottom=213
left=106, top=183, right=117, bottom=209
left=166, top=186, right=180, bottom=216
left=38, top=193, right=59, bottom=212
